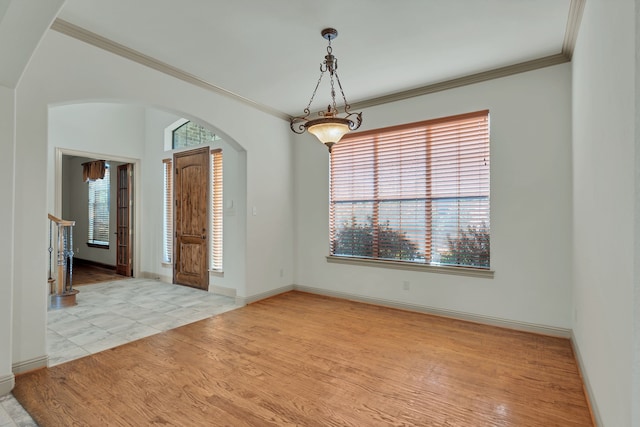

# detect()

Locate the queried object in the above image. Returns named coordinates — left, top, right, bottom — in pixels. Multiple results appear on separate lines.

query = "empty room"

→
left=0, top=1, right=638, bottom=426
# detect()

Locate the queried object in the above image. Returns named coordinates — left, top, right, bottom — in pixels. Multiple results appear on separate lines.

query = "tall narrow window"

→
left=211, top=149, right=223, bottom=271
left=162, top=150, right=223, bottom=270
left=88, top=164, right=110, bottom=247
left=330, top=110, right=490, bottom=269
left=162, top=159, right=173, bottom=263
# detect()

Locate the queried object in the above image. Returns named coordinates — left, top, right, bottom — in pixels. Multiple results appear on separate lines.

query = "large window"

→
left=88, top=164, right=110, bottom=247
left=330, top=110, right=490, bottom=269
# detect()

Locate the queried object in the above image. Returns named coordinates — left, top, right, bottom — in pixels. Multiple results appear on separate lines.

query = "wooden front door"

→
left=173, top=147, right=209, bottom=290
left=116, top=163, right=133, bottom=276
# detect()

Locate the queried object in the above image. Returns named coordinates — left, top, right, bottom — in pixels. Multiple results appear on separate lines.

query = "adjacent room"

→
left=0, top=1, right=638, bottom=426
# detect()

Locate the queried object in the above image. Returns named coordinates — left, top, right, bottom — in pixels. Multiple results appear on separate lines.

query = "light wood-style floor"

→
left=70, top=262, right=126, bottom=286
left=14, top=291, right=593, bottom=426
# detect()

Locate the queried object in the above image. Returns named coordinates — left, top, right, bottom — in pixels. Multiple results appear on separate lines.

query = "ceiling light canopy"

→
left=290, top=28, right=362, bottom=152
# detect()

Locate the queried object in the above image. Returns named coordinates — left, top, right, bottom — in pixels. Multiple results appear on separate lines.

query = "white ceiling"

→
left=5, top=1, right=579, bottom=116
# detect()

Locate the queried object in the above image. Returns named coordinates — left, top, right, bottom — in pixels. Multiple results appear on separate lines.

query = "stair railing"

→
left=48, top=214, right=78, bottom=309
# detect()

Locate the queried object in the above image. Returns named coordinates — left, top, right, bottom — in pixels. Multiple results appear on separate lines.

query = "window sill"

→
left=209, top=269, right=224, bottom=277
left=326, top=256, right=494, bottom=279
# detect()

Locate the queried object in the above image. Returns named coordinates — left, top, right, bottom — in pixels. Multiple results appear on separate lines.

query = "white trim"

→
left=349, top=54, right=569, bottom=112
left=51, top=5, right=585, bottom=121
left=0, top=373, right=15, bottom=396
left=294, top=285, right=571, bottom=338
left=50, top=19, right=290, bottom=121
left=236, top=285, right=294, bottom=306
left=562, top=0, right=586, bottom=59
left=209, top=284, right=236, bottom=298
left=12, top=355, right=48, bottom=374
left=326, top=256, right=494, bottom=279
left=570, top=331, right=602, bottom=426
left=237, top=284, right=570, bottom=338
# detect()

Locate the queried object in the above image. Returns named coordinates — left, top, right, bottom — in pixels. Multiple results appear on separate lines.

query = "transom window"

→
left=173, top=121, right=219, bottom=149
left=330, top=110, right=490, bottom=269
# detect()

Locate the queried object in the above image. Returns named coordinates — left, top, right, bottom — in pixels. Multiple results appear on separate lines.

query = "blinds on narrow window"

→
left=330, top=110, right=490, bottom=268
left=163, top=159, right=173, bottom=263
left=211, top=149, right=223, bottom=271
left=88, top=164, right=110, bottom=246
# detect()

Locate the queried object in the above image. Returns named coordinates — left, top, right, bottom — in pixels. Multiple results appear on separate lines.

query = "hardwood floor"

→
left=70, top=261, right=126, bottom=286
left=14, top=291, right=593, bottom=426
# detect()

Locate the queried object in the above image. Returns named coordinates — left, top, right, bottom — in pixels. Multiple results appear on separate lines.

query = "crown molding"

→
left=51, top=0, right=584, bottom=122
left=562, top=0, right=586, bottom=59
left=348, top=53, right=570, bottom=112
left=50, top=19, right=290, bottom=121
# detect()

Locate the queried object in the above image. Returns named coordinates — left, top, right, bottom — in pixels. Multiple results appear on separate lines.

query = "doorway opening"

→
left=56, top=149, right=140, bottom=284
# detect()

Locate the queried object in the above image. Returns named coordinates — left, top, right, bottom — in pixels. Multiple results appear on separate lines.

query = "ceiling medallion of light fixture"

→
left=290, top=28, right=362, bottom=152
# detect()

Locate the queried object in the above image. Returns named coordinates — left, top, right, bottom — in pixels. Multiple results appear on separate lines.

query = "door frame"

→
left=54, top=148, right=142, bottom=278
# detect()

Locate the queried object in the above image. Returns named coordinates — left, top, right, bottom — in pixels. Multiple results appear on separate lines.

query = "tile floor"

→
left=2, top=278, right=241, bottom=426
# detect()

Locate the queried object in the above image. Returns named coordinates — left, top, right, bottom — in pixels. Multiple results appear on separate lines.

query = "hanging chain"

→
left=303, top=72, right=325, bottom=115
left=333, top=72, right=350, bottom=113
left=290, top=28, right=363, bottom=134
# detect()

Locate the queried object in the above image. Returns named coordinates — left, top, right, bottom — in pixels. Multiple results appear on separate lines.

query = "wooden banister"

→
left=48, top=213, right=78, bottom=309
left=48, top=213, right=76, bottom=227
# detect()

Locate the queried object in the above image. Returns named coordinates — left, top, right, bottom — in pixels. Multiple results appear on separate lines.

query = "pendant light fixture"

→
left=290, top=28, right=362, bottom=152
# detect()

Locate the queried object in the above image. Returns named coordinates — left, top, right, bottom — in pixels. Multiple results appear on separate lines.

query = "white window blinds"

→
left=162, top=159, right=173, bottom=263
left=163, top=150, right=223, bottom=270
left=330, top=110, right=490, bottom=268
left=211, top=149, right=223, bottom=271
left=88, top=164, right=110, bottom=246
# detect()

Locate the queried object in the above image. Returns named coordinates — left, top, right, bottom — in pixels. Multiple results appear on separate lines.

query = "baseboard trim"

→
left=0, top=373, right=15, bottom=396
left=209, top=284, right=236, bottom=298
left=139, top=271, right=173, bottom=284
left=237, top=285, right=295, bottom=306
left=294, top=285, right=572, bottom=338
left=74, top=258, right=116, bottom=271
left=570, top=331, right=602, bottom=426
left=12, top=355, right=48, bottom=374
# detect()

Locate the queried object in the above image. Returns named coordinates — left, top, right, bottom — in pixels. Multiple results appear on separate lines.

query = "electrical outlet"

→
left=403, top=281, right=410, bottom=291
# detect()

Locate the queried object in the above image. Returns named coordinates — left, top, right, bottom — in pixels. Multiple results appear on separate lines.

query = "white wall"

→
left=635, top=1, right=640, bottom=423
left=49, top=103, right=146, bottom=270
left=12, top=29, right=294, bottom=369
left=572, top=0, right=637, bottom=425
left=0, top=86, right=15, bottom=394
left=294, top=63, right=573, bottom=330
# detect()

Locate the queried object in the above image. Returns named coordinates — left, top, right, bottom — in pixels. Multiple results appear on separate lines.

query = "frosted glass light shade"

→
left=306, top=118, right=351, bottom=146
